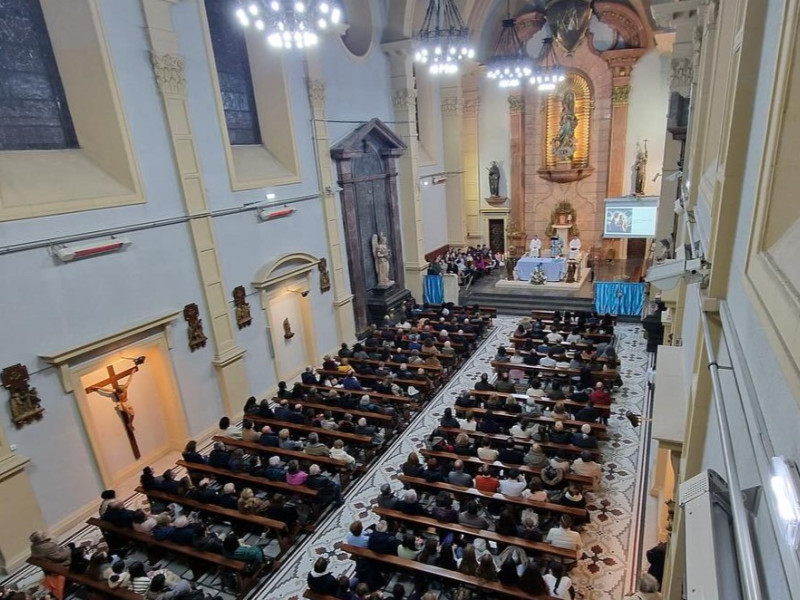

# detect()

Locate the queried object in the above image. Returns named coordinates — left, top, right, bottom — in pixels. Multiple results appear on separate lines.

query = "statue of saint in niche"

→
left=487, top=161, right=501, bottom=197
left=372, top=233, right=394, bottom=288
left=553, top=91, right=578, bottom=159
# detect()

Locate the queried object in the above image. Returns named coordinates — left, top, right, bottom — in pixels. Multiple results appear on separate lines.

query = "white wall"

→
left=624, top=48, right=671, bottom=197
left=420, top=182, right=448, bottom=252
left=478, top=81, right=511, bottom=203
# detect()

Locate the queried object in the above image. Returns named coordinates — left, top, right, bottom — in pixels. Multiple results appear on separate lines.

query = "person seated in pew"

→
left=494, top=372, right=515, bottom=394
left=256, top=398, right=275, bottom=419
left=548, top=381, right=566, bottom=401
left=140, top=466, right=161, bottom=491
left=304, top=432, right=331, bottom=457
left=559, top=484, right=587, bottom=513
left=377, top=483, right=399, bottom=509
left=132, top=509, right=158, bottom=535
left=544, top=561, right=574, bottom=600
left=227, top=448, right=252, bottom=473
left=458, top=409, right=477, bottom=431
left=103, top=500, right=136, bottom=528
left=455, top=389, right=478, bottom=409
left=440, top=408, right=460, bottom=429
left=356, top=417, right=385, bottom=445
left=240, top=420, right=259, bottom=444
left=367, top=520, right=400, bottom=555
left=517, top=511, right=544, bottom=541
left=401, top=452, right=425, bottom=478
left=264, top=493, right=299, bottom=528
left=440, top=340, right=456, bottom=359
left=546, top=515, right=583, bottom=555
left=589, top=381, right=613, bottom=407
left=257, top=426, right=280, bottom=448
left=28, top=530, right=72, bottom=567
left=182, top=440, right=206, bottom=465
left=342, top=370, right=366, bottom=391
left=258, top=455, right=286, bottom=481
left=422, top=457, right=445, bottom=483
left=523, top=442, right=549, bottom=468
left=453, top=433, right=475, bottom=457
left=322, top=355, right=339, bottom=371
left=430, top=490, right=459, bottom=523
left=475, top=464, right=500, bottom=493
left=285, top=459, right=308, bottom=486
left=570, top=386, right=591, bottom=404
left=237, top=487, right=267, bottom=514
left=550, top=401, right=570, bottom=422
left=307, top=464, right=344, bottom=505
left=478, top=411, right=501, bottom=435
left=415, top=538, right=440, bottom=566
left=397, top=489, right=427, bottom=516
left=475, top=553, right=498, bottom=582
left=550, top=451, right=571, bottom=476
left=407, top=349, right=424, bottom=366
left=549, top=421, right=573, bottom=445
left=285, top=403, right=306, bottom=425
left=459, top=500, right=490, bottom=530
left=279, top=429, right=303, bottom=451
left=498, top=469, right=527, bottom=497
left=447, top=460, right=474, bottom=487
left=510, top=417, right=537, bottom=440
left=330, top=438, right=357, bottom=467
left=307, top=556, right=340, bottom=596
left=540, top=465, right=564, bottom=491
left=475, top=373, right=494, bottom=392
left=145, top=572, right=194, bottom=600
left=498, top=439, right=525, bottom=465
left=503, top=395, right=523, bottom=415
left=437, top=542, right=459, bottom=571
left=395, top=363, right=413, bottom=380
left=484, top=393, right=503, bottom=411
left=216, top=483, right=239, bottom=509
left=207, top=442, right=231, bottom=469
left=572, top=424, right=598, bottom=449
left=301, top=366, right=318, bottom=386
left=566, top=328, right=584, bottom=344
left=166, top=516, right=196, bottom=546
left=525, top=377, right=545, bottom=398
left=219, top=416, right=242, bottom=440
left=572, top=451, right=602, bottom=488
left=222, top=532, right=265, bottom=568
left=151, top=512, right=176, bottom=541
left=476, top=437, right=499, bottom=462
left=346, top=520, right=372, bottom=548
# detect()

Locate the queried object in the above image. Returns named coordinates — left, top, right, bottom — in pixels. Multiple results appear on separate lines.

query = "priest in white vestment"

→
left=569, top=236, right=582, bottom=260
left=529, top=235, right=542, bottom=258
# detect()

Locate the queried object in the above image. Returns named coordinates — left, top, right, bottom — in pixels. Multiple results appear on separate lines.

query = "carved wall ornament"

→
left=232, top=285, right=252, bottom=329
left=2, top=363, right=44, bottom=428
left=462, top=98, right=480, bottom=117
left=318, top=258, right=331, bottom=293
left=545, top=201, right=580, bottom=238
left=612, top=85, right=631, bottom=106
left=593, top=1, right=648, bottom=48
left=183, top=303, right=208, bottom=351
left=151, top=52, right=186, bottom=96
left=508, top=94, right=525, bottom=114
left=440, top=96, right=463, bottom=115
left=283, top=317, right=295, bottom=340
left=392, top=88, right=417, bottom=109
left=307, top=79, right=326, bottom=103
left=670, top=58, right=694, bottom=92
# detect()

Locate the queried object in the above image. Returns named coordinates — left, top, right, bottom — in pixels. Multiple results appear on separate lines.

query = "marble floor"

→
left=255, top=317, right=652, bottom=600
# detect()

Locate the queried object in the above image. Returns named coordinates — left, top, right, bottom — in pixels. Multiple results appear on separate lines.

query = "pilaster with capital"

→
left=461, top=69, right=482, bottom=240
left=381, top=40, right=426, bottom=299
left=440, top=81, right=467, bottom=246
left=304, top=68, right=356, bottom=342
left=508, top=93, right=526, bottom=230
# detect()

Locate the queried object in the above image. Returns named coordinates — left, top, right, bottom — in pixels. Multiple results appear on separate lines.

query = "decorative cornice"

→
left=508, top=94, right=525, bottom=114
left=612, top=85, right=631, bottom=106
left=462, top=98, right=480, bottom=117
left=594, top=1, right=651, bottom=48
left=670, top=58, right=693, bottom=93
left=441, top=96, right=463, bottom=116
left=392, top=88, right=417, bottom=109
left=151, top=52, right=186, bottom=96
left=307, top=79, right=326, bottom=103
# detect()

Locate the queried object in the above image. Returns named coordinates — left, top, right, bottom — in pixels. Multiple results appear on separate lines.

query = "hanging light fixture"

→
left=485, top=1, right=533, bottom=89
left=236, top=1, right=343, bottom=50
left=414, top=0, right=475, bottom=75
left=530, top=37, right=566, bottom=91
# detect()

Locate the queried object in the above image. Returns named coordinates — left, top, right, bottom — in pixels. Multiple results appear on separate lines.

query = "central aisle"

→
left=255, top=317, right=650, bottom=600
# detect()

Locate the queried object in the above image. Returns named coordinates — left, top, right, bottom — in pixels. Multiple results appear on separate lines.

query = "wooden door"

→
left=489, top=219, right=505, bottom=252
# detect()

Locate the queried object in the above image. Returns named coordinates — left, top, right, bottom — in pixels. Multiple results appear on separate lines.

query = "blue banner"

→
left=594, top=282, right=646, bottom=316
left=423, top=275, right=444, bottom=304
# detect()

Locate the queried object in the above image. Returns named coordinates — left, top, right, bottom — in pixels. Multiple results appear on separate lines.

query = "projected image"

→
left=606, top=208, right=632, bottom=234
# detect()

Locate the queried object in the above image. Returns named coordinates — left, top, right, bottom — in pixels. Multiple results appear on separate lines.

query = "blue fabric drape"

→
left=423, top=275, right=444, bottom=304
left=594, top=282, right=646, bottom=316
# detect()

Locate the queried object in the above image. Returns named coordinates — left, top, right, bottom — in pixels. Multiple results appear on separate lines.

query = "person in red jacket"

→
left=589, top=381, right=613, bottom=406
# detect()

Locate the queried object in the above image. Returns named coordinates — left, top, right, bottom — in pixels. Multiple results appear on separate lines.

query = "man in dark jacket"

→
left=366, top=520, right=400, bottom=554
left=305, top=464, right=343, bottom=505
left=497, top=439, right=525, bottom=464
left=258, top=426, right=280, bottom=447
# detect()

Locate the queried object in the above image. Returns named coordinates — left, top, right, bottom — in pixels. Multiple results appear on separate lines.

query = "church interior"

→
left=2, top=1, right=800, bottom=599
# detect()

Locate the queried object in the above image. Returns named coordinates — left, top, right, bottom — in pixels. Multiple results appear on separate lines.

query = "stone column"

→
left=0, top=419, right=46, bottom=573
left=142, top=0, right=247, bottom=418
left=382, top=40, right=427, bottom=300
left=508, top=92, right=526, bottom=233
left=439, top=81, right=467, bottom=247
left=461, top=69, right=482, bottom=241
left=304, top=58, right=356, bottom=343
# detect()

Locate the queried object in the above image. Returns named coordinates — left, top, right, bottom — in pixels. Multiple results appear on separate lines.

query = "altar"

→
left=516, top=257, right=566, bottom=282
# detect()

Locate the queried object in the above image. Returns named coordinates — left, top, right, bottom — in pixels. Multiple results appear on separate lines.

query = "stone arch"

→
left=594, top=1, right=653, bottom=49
left=252, top=252, right=320, bottom=289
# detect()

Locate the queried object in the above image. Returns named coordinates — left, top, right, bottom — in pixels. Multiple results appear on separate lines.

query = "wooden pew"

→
left=87, top=518, right=259, bottom=595
left=372, top=507, right=577, bottom=562
left=338, top=544, right=559, bottom=600
left=423, top=302, right=497, bottom=316
left=436, top=427, right=602, bottom=459
left=417, top=448, right=593, bottom=487
left=471, top=389, right=611, bottom=417
left=27, top=557, right=141, bottom=600
left=299, top=383, right=421, bottom=411
left=248, top=416, right=374, bottom=446
left=451, top=405, right=608, bottom=437
left=135, top=486, right=292, bottom=551
left=315, top=368, right=431, bottom=392
left=397, top=475, right=588, bottom=521
left=273, top=397, right=395, bottom=424
left=347, top=356, right=442, bottom=374
left=490, top=360, right=618, bottom=385
left=176, top=460, right=319, bottom=501
left=213, top=436, right=355, bottom=486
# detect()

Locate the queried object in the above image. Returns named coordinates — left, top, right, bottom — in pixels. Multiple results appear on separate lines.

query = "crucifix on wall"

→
left=84, top=356, right=146, bottom=459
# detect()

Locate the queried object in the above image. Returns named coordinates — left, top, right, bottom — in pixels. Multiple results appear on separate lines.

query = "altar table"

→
left=516, top=257, right=566, bottom=282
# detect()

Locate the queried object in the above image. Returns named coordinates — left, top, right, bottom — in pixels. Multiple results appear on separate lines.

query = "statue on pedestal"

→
left=553, top=91, right=578, bottom=160
left=635, top=140, right=648, bottom=196
left=372, top=233, right=394, bottom=288
left=487, top=161, right=501, bottom=197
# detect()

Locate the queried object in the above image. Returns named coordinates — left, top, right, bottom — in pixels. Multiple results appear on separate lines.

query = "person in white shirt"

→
left=219, top=416, right=241, bottom=439
left=546, top=330, right=564, bottom=344
left=476, top=437, right=499, bottom=462
left=509, top=419, right=537, bottom=439
left=543, top=561, right=574, bottom=600
left=539, top=352, right=558, bottom=368
left=529, top=235, right=542, bottom=258
left=566, top=328, right=583, bottom=344
left=526, top=380, right=545, bottom=399
left=546, top=515, right=583, bottom=554
left=498, top=470, right=527, bottom=497
left=458, top=410, right=478, bottom=431
left=572, top=451, right=603, bottom=488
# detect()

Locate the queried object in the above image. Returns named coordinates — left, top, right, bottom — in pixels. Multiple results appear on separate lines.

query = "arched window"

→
left=204, top=0, right=262, bottom=146
left=543, top=72, right=592, bottom=170
left=0, top=0, right=78, bottom=150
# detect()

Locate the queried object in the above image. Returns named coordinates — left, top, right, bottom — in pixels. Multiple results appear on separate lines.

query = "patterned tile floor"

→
left=255, top=317, right=650, bottom=600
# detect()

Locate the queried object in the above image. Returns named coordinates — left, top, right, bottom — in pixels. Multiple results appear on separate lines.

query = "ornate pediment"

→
left=330, top=118, right=407, bottom=160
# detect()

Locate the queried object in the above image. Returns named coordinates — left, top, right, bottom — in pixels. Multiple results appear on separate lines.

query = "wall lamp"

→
left=258, top=207, right=295, bottom=221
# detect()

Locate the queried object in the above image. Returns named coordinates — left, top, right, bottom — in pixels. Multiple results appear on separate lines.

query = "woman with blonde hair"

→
left=454, top=432, right=475, bottom=456
left=552, top=401, right=570, bottom=421
left=237, top=487, right=265, bottom=514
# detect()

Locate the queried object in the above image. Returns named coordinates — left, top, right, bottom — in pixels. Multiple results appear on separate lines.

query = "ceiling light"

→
left=414, top=0, right=474, bottom=76
left=529, top=37, right=566, bottom=92
left=237, top=0, right=343, bottom=51
left=485, top=1, right=533, bottom=89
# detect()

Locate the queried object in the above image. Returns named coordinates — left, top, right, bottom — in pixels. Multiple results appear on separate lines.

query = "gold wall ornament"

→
left=545, top=0, right=593, bottom=54
left=612, top=85, right=631, bottom=106
left=232, top=285, right=252, bottom=329
left=545, top=201, right=580, bottom=238
left=2, top=364, right=44, bottom=428
left=318, top=258, right=331, bottom=293
left=183, top=303, right=208, bottom=351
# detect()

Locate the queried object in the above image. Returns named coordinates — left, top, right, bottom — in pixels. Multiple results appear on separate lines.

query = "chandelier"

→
left=414, top=0, right=475, bottom=75
left=530, top=37, right=565, bottom=91
left=485, top=3, right=532, bottom=89
left=235, top=1, right=343, bottom=50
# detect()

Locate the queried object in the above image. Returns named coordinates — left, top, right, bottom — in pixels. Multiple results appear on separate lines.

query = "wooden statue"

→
left=85, top=356, right=145, bottom=459
left=183, top=303, right=208, bottom=351
left=233, top=285, right=252, bottom=329
left=318, top=258, right=331, bottom=294
left=283, top=318, right=295, bottom=339
left=2, top=364, right=44, bottom=428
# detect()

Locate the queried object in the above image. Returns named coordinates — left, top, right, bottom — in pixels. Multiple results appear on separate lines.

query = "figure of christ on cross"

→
left=85, top=362, right=142, bottom=459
